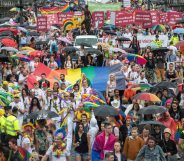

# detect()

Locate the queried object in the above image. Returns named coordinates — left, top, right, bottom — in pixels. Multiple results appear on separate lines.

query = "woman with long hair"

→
left=129, top=35, right=140, bottom=54
left=106, top=74, right=116, bottom=99
left=145, top=52, right=155, bottom=83
left=21, top=88, right=30, bottom=110
left=74, top=123, right=89, bottom=161
left=64, top=55, right=73, bottom=69
left=29, top=97, right=42, bottom=114
left=53, top=82, right=60, bottom=91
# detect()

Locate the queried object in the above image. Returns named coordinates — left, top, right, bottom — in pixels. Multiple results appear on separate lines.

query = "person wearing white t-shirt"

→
left=29, top=57, right=40, bottom=73
left=135, top=71, right=148, bottom=84
left=41, top=136, right=67, bottom=161
left=9, top=95, right=25, bottom=127
left=109, top=54, right=121, bottom=66
left=18, top=70, right=28, bottom=86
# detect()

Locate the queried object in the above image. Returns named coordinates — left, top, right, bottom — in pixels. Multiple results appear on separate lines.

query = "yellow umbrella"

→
left=21, top=46, right=35, bottom=51
left=10, top=7, right=20, bottom=12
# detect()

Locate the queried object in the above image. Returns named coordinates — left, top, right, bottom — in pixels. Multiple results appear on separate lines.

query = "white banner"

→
left=123, top=35, right=169, bottom=48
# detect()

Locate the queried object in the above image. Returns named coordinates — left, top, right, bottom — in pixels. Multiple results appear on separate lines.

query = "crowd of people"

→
left=0, top=2, right=184, bottom=161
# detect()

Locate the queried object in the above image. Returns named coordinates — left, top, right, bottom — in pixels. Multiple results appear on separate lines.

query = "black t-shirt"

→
left=75, top=132, right=88, bottom=153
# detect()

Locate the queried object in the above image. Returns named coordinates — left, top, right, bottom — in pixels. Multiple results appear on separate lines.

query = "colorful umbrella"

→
left=175, top=41, right=184, bottom=51
left=11, top=54, right=32, bottom=62
left=29, top=50, right=44, bottom=57
left=173, top=28, right=184, bottom=34
left=0, top=28, right=18, bottom=35
left=131, top=83, right=152, bottom=91
left=18, top=50, right=33, bottom=55
left=0, top=47, right=18, bottom=52
left=21, top=46, right=35, bottom=51
left=126, top=54, right=147, bottom=65
left=1, top=38, right=17, bottom=48
left=152, top=24, right=166, bottom=32
left=133, top=92, right=161, bottom=102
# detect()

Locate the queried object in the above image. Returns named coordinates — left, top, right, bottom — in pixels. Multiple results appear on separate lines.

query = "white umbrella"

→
left=17, top=27, right=28, bottom=33
left=0, top=47, right=18, bottom=52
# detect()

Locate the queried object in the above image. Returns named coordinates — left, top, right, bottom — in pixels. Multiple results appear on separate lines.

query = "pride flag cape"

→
left=27, top=63, right=125, bottom=91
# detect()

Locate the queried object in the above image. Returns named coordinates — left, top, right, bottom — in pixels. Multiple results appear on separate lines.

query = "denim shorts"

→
left=75, top=152, right=88, bottom=159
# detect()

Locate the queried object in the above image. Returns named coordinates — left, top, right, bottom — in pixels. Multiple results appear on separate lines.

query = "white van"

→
left=74, top=35, right=98, bottom=49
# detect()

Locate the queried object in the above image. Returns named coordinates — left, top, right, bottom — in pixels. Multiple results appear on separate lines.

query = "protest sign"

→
left=37, top=16, right=47, bottom=32
left=123, top=35, right=169, bottom=48
left=134, top=10, right=151, bottom=23
left=115, top=11, right=133, bottom=27
left=57, top=12, right=74, bottom=25
left=46, top=14, right=59, bottom=29
left=159, top=12, right=168, bottom=24
left=168, top=12, right=183, bottom=25
left=92, top=11, right=104, bottom=28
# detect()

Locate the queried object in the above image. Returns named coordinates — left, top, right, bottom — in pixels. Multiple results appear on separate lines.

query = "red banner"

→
left=150, top=11, right=159, bottom=26
left=159, top=12, right=168, bottom=24
left=134, top=10, right=151, bottom=24
left=57, top=12, right=74, bottom=25
left=92, top=11, right=104, bottom=28
left=37, top=16, right=47, bottom=32
left=46, top=14, right=59, bottom=29
left=115, top=11, right=133, bottom=27
left=168, top=12, right=183, bottom=25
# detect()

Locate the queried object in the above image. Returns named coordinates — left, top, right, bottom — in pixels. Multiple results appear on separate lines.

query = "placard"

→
left=115, top=11, right=133, bottom=27
left=46, top=14, right=59, bottom=29
left=159, top=12, right=168, bottom=24
left=37, top=16, right=47, bottom=32
left=134, top=10, right=151, bottom=23
left=168, top=12, right=183, bottom=25
left=57, top=12, right=74, bottom=25
left=92, top=11, right=104, bottom=28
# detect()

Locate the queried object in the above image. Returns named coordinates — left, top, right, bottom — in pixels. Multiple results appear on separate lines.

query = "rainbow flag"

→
left=39, top=0, right=78, bottom=14
left=18, top=147, right=31, bottom=160
left=27, top=63, right=124, bottom=91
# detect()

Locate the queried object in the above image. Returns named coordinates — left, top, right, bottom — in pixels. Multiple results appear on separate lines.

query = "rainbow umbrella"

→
left=11, top=54, right=32, bottom=62
left=152, top=24, right=166, bottom=32
left=126, top=54, right=147, bottom=65
left=133, top=92, right=161, bottom=102
left=131, top=83, right=152, bottom=91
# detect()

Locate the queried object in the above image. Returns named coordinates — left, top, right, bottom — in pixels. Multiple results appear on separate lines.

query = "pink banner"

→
left=159, top=12, right=168, bottom=24
left=57, top=12, right=74, bottom=26
left=134, top=10, right=151, bottom=23
left=92, top=11, right=104, bottom=28
left=168, top=12, right=183, bottom=25
left=46, top=14, right=59, bottom=29
left=37, top=16, right=47, bottom=32
left=115, top=11, right=133, bottom=27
